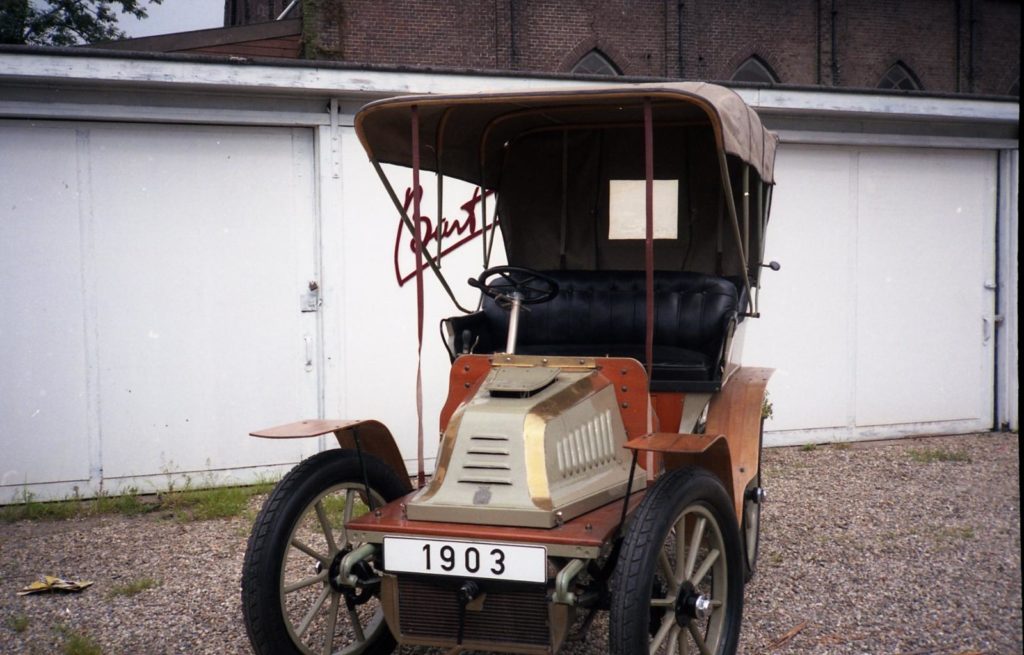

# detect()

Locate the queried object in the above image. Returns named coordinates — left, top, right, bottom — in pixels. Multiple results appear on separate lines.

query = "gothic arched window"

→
left=878, top=62, right=922, bottom=91
left=731, top=56, right=780, bottom=84
left=572, top=50, right=621, bottom=76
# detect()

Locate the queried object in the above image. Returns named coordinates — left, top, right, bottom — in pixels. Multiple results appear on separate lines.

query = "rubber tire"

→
left=741, top=478, right=761, bottom=584
left=609, top=467, right=744, bottom=655
left=241, top=449, right=410, bottom=655
left=741, top=418, right=765, bottom=583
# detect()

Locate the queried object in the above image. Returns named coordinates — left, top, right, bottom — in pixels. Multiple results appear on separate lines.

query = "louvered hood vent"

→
left=407, top=367, right=645, bottom=528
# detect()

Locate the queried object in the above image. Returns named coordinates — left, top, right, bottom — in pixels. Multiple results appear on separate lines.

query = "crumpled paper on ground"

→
left=17, top=575, right=94, bottom=596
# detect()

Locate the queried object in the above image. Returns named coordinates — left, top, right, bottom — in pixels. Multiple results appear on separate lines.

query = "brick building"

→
left=223, top=0, right=1020, bottom=96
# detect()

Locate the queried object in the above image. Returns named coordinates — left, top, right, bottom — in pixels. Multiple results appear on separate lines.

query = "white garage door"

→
left=745, top=145, right=997, bottom=444
left=1, top=120, right=323, bottom=501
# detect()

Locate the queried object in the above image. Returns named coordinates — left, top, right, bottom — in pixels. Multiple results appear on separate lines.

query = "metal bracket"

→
left=553, top=558, right=586, bottom=605
left=338, top=543, right=377, bottom=587
left=983, top=314, right=1005, bottom=342
left=301, top=280, right=321, bottom=312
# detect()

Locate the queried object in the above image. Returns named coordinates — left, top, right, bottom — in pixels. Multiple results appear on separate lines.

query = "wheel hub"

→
left=327, top=547, right=350, bottom=592
left=327, top=546, right=378, bottom=605
left=675, top=581, right=713, bottom=624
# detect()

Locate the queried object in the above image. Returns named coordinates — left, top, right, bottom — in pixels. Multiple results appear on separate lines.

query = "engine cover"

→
left=407, top=366, right=646, bottom=528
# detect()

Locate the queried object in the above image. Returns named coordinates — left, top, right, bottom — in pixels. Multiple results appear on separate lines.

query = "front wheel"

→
left=241, top=449, right=410, bottom=655
left=609, top=467, right=744, bottom=655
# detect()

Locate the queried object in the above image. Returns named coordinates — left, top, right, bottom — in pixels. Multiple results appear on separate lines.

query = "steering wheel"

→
left=468, top=266, right=559, bottom=305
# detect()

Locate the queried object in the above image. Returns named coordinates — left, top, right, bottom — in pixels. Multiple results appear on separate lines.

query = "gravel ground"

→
left=1, top=432, right=1019, bottom=655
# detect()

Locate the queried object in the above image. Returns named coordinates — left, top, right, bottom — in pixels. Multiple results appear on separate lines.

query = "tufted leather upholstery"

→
left=448, top=270, right=742, bottom=391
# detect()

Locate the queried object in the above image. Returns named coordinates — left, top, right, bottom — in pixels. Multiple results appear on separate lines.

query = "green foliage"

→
left=56, top=626, right=103, bottom=655
left=156, top=464, right=278, bottom=522
left=92, top=487, right=154, bottom=516
left=5, top=613, right=29, bottom=633
left=108, top=577, right=159, bottom=598
left=162, top=485, right=258, bottom=522
left=761, top=392, right=774, bottom=420
left=933, top=525, right=975, bottom=540
left=908, top=448, right=972, bottom=464
left=1, top=480, right=276, bottom=524
left=0, top=0, right=162, bottom=46
left=0, top=488, right=80, bottom=522
left=800, top=443, right=817, bottom=452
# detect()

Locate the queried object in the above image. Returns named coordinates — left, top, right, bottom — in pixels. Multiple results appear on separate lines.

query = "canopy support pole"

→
left=412, top=105, right=426, bottom=489
left=715, top=150, right=754, bottom=315
left=742, top=163, right=750, bottom=275
left=436, top=108, right=454, bottom=264
left=480, top=182, right=488, bottom=265
left=759, top=183, right=774, bottom=316
left=754, top=178, right=764, bottom=315
left=560, top=130, right=569, bottom=270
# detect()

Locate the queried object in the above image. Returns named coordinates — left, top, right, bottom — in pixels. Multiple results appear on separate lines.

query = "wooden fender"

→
left=702, top=367, right=773, bottom=519
left=250, top=419, right=411, bottom=491
left=624, top=367, right=773, bottom=521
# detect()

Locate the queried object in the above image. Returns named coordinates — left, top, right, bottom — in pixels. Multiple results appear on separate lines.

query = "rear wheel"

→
left=741, top=477, right=761, bottom=583
left=242, top=449, right=409, bottom=655
left=610, top=467, right=744, bottom=655
left=741, top=418, right=766, bottom=583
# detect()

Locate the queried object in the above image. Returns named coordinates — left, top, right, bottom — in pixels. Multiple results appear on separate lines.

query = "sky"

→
left=117, top=0, right=224, bottom=38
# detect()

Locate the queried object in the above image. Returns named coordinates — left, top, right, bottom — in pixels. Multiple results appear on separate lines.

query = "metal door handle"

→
left=304, top=335, right=313, bottom=370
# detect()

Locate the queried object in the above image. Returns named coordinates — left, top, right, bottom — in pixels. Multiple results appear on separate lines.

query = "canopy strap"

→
left=643, top=99, right=657, bottom=476
left=643, top=99, right=655, bottom=378
left=412, top=105, right=426, bottom=489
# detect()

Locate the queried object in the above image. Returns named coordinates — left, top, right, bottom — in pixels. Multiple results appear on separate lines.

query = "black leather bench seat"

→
left=516, top=343, right=713, bottom=382
left=446, top=270, right=741, bottom=392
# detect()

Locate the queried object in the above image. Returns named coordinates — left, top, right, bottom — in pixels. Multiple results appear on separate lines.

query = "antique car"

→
left=241, top=81, right=779, bottom=655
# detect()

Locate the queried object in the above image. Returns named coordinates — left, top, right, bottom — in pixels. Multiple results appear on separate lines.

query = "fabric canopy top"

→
left=355, top=82, right=778, bottom=186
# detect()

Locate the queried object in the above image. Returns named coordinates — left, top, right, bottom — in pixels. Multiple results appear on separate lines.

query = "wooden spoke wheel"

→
left=242, top=450, right=408, bottom=655
left=610, top=467, right=744, bottom=655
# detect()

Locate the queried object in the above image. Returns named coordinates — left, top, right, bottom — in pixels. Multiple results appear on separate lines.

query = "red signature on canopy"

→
left=393, top=186, right=497, bottom=287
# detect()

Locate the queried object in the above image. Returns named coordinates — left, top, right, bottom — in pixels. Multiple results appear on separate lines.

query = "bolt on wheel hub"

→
left=675, top=581, right=714, bottom=624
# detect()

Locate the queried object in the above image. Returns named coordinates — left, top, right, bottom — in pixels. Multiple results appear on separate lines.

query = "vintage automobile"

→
left=241, top=82, right=779, bottom=655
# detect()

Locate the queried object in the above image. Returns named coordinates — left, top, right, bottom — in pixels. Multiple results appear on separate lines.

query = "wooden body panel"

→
left=621, top=367, right=771, bottom=520
left=624, top=432, right=725, bottom=454
left=703, top=366, right=771, bottom=518
left=250, top=419, right=411, bottom=487
left=439, top=355, right=492, bottom=433
left=664, top=367, right=771, bottom=519
left=348, top=489, right=646, bottom=557
left=650, top=392, right=685, bottom=432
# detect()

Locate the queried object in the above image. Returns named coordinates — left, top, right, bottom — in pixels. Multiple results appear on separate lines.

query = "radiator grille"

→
left=555, top=409, right=616, bottom=479
left=397, top=576, right=550, bottom=647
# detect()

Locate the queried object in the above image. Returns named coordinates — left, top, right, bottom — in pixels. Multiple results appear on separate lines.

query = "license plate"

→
left=383, top=536, right=547, bottom=583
